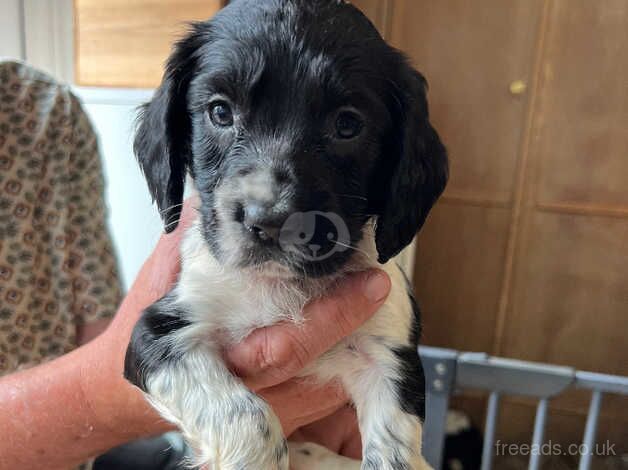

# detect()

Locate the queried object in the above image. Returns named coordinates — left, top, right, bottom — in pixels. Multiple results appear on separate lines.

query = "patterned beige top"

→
left=0, top=61, right=122, bottom=375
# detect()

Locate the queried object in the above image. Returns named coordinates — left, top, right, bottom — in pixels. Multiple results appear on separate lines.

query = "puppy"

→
left=124, top=1, right=448, bottom=469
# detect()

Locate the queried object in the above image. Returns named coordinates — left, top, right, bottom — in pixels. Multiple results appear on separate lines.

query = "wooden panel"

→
left=389, top=0, right=544, bottom=204
left=74, top=0, right=224, bottom=88
left=535, top=0, right=628, bottom=209
left=396, top=0, right=628, bottom=450
left=414, top=203, right=511, bottom=352
left=502, top=211, right=628, bottom=374
left=496, top=3, right=628, bottom=433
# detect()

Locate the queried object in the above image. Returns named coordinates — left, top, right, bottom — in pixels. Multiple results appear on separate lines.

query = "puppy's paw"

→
left=289, top=442, right=360, bottom=470
left=361, top=449, right=433, bottom=470
left=188, top=392, right=288, bottom=470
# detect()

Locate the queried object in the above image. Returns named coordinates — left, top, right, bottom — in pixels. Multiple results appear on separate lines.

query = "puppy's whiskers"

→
left=332, top=239, right=374, bottom=261
left=158, top=202, right=185, bottom=215
left=163, top=218, right=183, bottom=232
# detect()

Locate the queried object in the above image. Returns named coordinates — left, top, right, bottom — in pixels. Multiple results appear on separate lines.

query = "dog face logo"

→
left=279, top=211, right=350, bottom=261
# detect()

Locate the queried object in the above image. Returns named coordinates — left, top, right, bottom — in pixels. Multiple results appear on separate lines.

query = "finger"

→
left=339, top=415, right=362, bottom=459
left=282, top=400, right=347, bottom=438
left=288, top=404, right=361, bottom=458
left=260, top=379, right=349, bottom=436
left=225, top=269, right=391, bottom=389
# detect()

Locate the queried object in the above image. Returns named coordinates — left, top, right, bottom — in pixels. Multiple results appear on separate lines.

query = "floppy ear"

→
left=375, top=70, right=449, bottom=263
left=134, top=25, right=206, bottom=232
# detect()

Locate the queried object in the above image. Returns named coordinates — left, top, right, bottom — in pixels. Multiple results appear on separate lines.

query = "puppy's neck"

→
left=180, top=219, right=379, bottom=298
left=176, top=219, right=383, bottom=343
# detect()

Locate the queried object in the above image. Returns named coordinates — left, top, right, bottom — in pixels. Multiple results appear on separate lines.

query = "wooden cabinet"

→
left=390, top=0, right=546, bottom=356
left=369, top=0, right=628, bottom=449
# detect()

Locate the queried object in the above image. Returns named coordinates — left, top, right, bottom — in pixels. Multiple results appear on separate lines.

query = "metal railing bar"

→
left=456, top=353, right=574, bottom=398
left=417, top=348, right=628, bottom=470
left=575, top=371, right=628, bottom=395
left=578, top=390, right=603, bottom=470
left=422, top=391, right=450, bottom=470
left=529, top=398, right=549, bottom=470
left=480, top=391, right=501, bottom=470
left=419, top=346, right=458, bottom=469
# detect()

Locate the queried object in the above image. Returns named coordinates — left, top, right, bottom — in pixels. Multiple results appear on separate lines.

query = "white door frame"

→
left=0, top=0, right=25, bottom=59
left=0, top=0, right=74, bottom=82
left=22, top=0, right=75, bottom=82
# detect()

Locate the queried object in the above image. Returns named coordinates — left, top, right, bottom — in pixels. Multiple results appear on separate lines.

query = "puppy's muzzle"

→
left=242, top=201, right=289, bottom=243
left=231, top=167, right=296, bottom=245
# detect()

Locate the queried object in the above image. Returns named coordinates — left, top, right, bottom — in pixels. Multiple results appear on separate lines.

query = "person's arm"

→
left=76, top=318, right=111, bottom=345
left=0, top=327, right=168, bottom=469
left=0, top=251, right=176, bottom=470
left=0, top=205, right=390, bottom=470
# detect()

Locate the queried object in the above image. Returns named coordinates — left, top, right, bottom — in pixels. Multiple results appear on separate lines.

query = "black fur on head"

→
left=134, top=0, right=448, bottom=274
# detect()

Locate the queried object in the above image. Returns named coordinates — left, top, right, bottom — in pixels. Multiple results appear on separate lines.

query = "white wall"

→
left=75, top=88, right=163, bottom=290
left=0, top=0, right=24, bottom=59
left=22, top=0, right=74, bottom=82
left=0, top=0, right=73, bottom=81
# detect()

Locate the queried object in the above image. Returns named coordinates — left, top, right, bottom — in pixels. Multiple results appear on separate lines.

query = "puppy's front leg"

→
left=347, top=341, right=432, bottom=470
left=124, top=295, right=288, bottom=470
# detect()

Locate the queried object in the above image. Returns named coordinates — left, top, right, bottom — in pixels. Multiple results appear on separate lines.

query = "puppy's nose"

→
left=243, top=203, right=287, bottom=242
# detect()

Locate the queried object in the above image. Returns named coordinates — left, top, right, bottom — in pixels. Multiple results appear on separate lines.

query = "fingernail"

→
left=362, top=270, right=391, bottom=303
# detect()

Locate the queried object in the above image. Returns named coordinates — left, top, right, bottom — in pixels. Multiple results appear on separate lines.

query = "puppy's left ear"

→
left=375, top=69, right=449, bottom=263
left=134, top=24, right=207, bottom=232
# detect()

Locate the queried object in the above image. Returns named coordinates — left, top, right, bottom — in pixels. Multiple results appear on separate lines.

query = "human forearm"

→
left=0, top=320, right=169, bottom=470
left=76, top=318, right=111, bottom=345
left=0, top=347, right=117, bottom=469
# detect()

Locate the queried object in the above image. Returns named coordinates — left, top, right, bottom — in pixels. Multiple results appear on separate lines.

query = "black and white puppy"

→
left=124, top=1, right=448, bottom=469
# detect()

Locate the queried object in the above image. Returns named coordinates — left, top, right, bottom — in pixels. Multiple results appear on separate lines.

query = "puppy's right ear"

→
left=134, top=24, right=206, bottom=232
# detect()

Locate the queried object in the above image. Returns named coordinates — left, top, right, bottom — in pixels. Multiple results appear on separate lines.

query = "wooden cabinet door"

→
left=390, top=0, right=546, bottom=353
left=498, top=0, right=628, bottom=447
left=74, top=0, right=225, bottom=87
left=387, top=0, right=628, bottom=449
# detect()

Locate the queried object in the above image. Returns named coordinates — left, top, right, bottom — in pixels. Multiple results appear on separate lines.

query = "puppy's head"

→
left=135, top=0, right=448, bottom=276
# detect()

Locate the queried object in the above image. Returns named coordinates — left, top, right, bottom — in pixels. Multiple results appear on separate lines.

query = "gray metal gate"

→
left=420, top=346, right=628, bottom=470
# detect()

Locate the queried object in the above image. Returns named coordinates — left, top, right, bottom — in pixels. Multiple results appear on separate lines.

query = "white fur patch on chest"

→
left=175, top=221, right=413, bottom=374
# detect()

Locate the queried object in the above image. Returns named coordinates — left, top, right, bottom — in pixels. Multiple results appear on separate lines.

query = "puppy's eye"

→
left=209, top=101, right=234, bottom=127
left=335, top=111, right=363, bottom=140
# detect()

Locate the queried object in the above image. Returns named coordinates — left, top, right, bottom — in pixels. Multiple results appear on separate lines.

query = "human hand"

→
left=83, top=198, right=392, bottom=444
left=289, top=405, right=362, bottom=459
left=225, top=268, right=391, bottom=436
